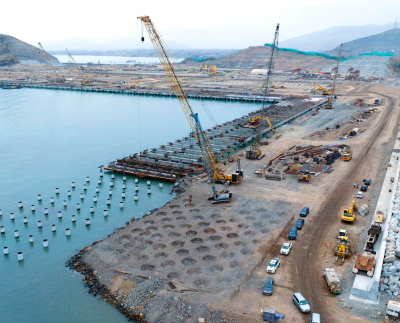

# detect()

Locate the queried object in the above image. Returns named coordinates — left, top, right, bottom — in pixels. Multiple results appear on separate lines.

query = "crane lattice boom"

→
left=38, top=42, right=64, bottom=83
left=138, top=16, right=229, bottom=181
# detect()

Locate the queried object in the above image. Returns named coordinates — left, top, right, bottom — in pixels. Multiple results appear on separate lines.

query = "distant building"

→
left=251, top=69, right=269, bottom=75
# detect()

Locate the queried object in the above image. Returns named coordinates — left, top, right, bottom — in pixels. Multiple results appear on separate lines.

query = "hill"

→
left=0, top=34, right=59, bottom=67
left=279, top=23, right=394, bottom=52
left=182, top=46, right=333, bottom=71
left=332, top=28, right=400, bottom=55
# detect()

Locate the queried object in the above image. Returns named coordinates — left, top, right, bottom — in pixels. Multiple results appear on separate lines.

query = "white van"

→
left=310, top=313, right=321, bottom=323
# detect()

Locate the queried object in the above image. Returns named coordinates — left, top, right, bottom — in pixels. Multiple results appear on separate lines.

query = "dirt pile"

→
left=0, top=34, right=59, bottom=67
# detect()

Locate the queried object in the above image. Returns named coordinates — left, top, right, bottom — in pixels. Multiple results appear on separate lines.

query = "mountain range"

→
left=279, top=23, right=395, bottom=51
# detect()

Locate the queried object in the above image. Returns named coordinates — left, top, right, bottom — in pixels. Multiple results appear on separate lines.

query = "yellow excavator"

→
left=341, top=198, right=357, bottom=223
left=313, top=82, right=331, bottom=95
left=247, top=116, right=274, bottom=129
left=138, top=16, right=243, bottom=203
left=130, top=80, right=140, bottom=89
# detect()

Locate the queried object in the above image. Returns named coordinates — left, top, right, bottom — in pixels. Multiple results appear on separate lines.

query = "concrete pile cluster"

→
left=380, top=179, right=400, bottom=297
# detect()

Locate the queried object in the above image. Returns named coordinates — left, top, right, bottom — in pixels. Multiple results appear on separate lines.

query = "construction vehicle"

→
left=208, top=185, right=232, bottom=204
left=326, top=44, right=343, bottom=109
left=66, top=48, right=90, bottom=85
left=209, top=65, right=217, bottom=74
left=342, top=150, right=352, bottom=161
left=246, top=116, right=274, bottom=129
left=260, top=23, right=279, bottom=108
left=245, top=116, right=274, bottom=159
left=312, top=82, right=331, bottom=95
left=335, top=236, right=350, bottom=263
left=130, top=80, right=140, bottom=89
left=38, top=42, right=65, bottom=83
left=352, top=251, right=376, bottom=277
left=341, top=198, right=357, bottom=223
left=298, top=170, right=310, bottom=183
left=81, top=78, right=90, bottom=85
left=324, top=268, right=342, bottom=294
left=374, top=210, right=384, bottom=223
left=337, top=229, right=348, bottom=239
left=138, top=16, right=243, bottom=203
left=366, top=224, right=381, bottom=252
left=261, top=307, right=285, bottom=322
left=246, top=142, right=264, bottom=160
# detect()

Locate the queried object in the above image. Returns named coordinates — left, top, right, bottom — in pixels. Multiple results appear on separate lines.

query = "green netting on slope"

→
left=264, top=43, right=393, bottom=61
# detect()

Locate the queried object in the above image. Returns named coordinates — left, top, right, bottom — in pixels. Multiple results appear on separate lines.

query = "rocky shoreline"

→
left=65, top=178, right=243, bottom=323
left=67, top=245, right=144, bottom=322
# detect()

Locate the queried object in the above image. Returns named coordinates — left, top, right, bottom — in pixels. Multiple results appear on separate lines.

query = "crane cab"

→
left=231, top=170, right=243, bottom=184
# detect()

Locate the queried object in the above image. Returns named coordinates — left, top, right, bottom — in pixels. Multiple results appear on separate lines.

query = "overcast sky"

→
left=1, top=0, right=398, bottom=49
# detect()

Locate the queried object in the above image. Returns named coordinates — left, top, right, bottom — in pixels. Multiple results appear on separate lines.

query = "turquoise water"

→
left=0, top=89, right=259, bottom=322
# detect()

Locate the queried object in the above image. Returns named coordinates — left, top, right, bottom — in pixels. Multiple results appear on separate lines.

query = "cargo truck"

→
left=324, top=268, right=342, bottom=294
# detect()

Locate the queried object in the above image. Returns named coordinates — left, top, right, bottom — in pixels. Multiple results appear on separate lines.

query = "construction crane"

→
left=245, top=116, right=274, bottom=159
left=38, top=42, right=65, bottom=83
left=66, top=48, right=90, bottom=85
left=138, top=16, right=243, bottom=202
left=326, top=43, right=343, bottom=109
left=261, top=23, right=279, bottom=108
left=313, top=82, right=331, bottom=95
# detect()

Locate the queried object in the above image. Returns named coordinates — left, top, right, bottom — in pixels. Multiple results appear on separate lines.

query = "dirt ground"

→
left=77, top=83, right=400, bottom=323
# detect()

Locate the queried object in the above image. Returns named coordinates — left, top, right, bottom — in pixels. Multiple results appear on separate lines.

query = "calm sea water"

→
left=54, top=55, right=185, bottom=65
left=0, top=88, right=260, bottom=322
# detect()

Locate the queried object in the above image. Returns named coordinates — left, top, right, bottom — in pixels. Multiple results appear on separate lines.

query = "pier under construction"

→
left=105, top=99, right=324, bottom=181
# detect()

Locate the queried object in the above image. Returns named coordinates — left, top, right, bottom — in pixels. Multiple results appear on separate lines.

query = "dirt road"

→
left=295, top=86, right=399, bottom=322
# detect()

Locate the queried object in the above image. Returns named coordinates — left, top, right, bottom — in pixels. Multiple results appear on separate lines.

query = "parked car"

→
left=262, top=277, right=275, bottom=295
left=361, top=184, right=368, bottom=192
left=280, top=241, right=292, bottom=255
left=295, top=219, right=305, bottom=230
left=310, top=313, right=321, bottom=323
left=300, top=207, right=309, bottom=217
left=266, top=258, right=281, bottom=274
left=356, top=191, right=363, bottom=199
left=364, top=178, right=372, bottom=186
left=288, top=227, right=298, bottom=240
left=293, top=292, right=311, bottom=313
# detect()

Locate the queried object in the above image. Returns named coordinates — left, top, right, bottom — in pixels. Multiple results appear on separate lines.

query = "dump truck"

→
left=324, top=268, right=342, bottom=294
left=352, top=251, right=376, bottom=277
left=342, top=151, right=352, bottom=161
left=366, top=224, right=381, bottom=252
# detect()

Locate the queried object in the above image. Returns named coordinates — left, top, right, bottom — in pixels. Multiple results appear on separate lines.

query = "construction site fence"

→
left=264, top=43, right=393, bottom=62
